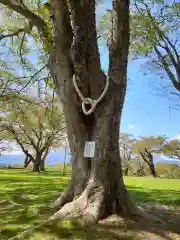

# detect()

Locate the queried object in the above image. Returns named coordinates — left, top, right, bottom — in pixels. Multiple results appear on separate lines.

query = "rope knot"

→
left=82, top=98, right=94, bottom=106
left=82, top=98, right=95, bottom=115
left=73, top=74, right=109, bottom=115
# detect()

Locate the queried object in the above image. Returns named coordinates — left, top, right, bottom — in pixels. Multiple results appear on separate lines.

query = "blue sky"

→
left=122, top=61, right=180, bottom=138
left=100, top=44, right=180, bottom=139
left=97, top=1, right=180, bottom=139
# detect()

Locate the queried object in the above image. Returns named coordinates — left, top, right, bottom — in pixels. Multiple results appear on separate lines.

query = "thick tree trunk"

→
left=40, top=159, right=45, bottom=171
left=48, top=0, right=145, bottom=224
left=24, top=156, right=31, bottom=168
left=52, top=96, right=138, bottom=221
left=24, top=153, right=44, bottom=172
left=32, top=154, right=42, bottom=173
left=149, top=163, right=156, bottom=177
left=140, top=151, right=156, bottom=177
left=124, top=166, right=129, bottom=176
left=32, top=163, right=40, bottom=172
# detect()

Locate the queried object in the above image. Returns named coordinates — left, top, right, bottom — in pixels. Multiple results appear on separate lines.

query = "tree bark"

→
left=32, top=153, right=42, bottom=173
left=24, top=156, right=31, bottom=168
left=140, top=151, right=156, bottom=177
left=32, top=162, right=40, bottom=172
left=40, top=160, right=45, bottom=171
left=47, top=0, right=144, bottom=223
left=124, top=166, right=129, bottom=176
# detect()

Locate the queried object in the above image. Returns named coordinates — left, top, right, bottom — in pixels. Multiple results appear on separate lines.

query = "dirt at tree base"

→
left=24, top=203, right=180, bottom=240
left=98, top=203, right=180, bottom=240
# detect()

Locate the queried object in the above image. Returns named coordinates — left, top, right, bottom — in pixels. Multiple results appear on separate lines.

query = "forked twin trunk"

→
left=52, top=84, right=138, bottom=222
left=24, top=155, right=45, bottom=172
left=48, top=0, right=149, bottom=224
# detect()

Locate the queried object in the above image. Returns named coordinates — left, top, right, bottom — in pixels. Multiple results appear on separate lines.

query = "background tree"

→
left=131, top=0, right=180, bottom=106
left=163, top=139, right=180, bottom=161
left=133, top=136, right=165, bottom=177
left=0, top=0, right=146, bottom=223
left=0, top=96, right=65, bottom=172
left=0, top=6, right=59, bottom=172
left=0, top=139, right=9, bottom=155
left=119, top=133, right=137, bottom=175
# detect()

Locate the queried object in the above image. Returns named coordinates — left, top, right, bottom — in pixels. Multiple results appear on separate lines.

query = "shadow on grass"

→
left=5, top=212, right=180, bottom=240
left=128, top=186, right=180, bottom=206
left=0, top=175, right=66, bottom=238
left=36, top=219, right=135, bottom=240
left=1, top=172, right=180, bottom=240
left=0, top=169, right=70, bottom=177
left=23, top=200, right=180, bottom=240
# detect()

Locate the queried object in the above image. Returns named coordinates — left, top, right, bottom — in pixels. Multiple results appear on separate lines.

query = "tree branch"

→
left=0, top=28, right=24, bottom=41
left=15, top=120, right=38, bottom=151
left=19, top=64, right=47, bottom=92
left=0, top=0, right=46, bottom=32
left=19, top=32, right=26, bottom=65
left=5, top=125, right=34, bottom=161
left=69, top=0, right=102, bottom=87
left=140, top=152, right=149, bottom=165
left=154, top=46, right=180, bottom=91
left=48, top=0, right=73, bottom=96
left=140, top=1, right=180, bottom=89
left=108, top=0, right=130, bottom=85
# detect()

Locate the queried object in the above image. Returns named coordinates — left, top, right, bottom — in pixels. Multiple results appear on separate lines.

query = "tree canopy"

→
left=0, top=94, right=65, bottom=171
left=163, top=139, right=180, bottom=160
left=131, top=0, right=180, bottom=99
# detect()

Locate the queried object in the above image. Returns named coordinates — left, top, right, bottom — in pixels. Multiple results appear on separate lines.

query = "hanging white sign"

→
left=84, top=141, right=96, bottom=158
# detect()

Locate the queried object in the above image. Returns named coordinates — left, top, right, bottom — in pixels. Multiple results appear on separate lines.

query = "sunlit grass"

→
left=0, top=169, right=180, bottom=239
left=124, top=176, right=180, bottom=205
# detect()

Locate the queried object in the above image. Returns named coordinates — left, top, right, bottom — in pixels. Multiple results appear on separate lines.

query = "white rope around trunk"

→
left=73, top=74, right=109, bottom=115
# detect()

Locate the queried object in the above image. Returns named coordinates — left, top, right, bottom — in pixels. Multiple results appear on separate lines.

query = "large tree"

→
left=0, top=0, right=148, bottom=224
left=0, top=97, right=65, bottom=172
left=133, top=136, right=165, bottom=177
left=119, top=133, right=137, bottom=175
left=163, top=139, right=180, bottom=161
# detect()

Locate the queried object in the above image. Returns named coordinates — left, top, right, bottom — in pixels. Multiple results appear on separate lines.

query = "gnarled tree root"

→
left=9, top=199, right=163, bottom=240
left=53, top=178, right=74, bottom=210
left=9, top=179, right=164, bottom=240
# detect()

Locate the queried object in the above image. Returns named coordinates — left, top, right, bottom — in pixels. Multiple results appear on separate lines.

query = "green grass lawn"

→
left=0, top=169, right=180, bottom=240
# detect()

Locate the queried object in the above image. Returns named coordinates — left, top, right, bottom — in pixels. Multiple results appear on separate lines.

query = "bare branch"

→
left=154, top=46, right=180, bottom=91
left=0, top=28, right=24, bottom=41
left=139, top=1, right=180, bottom=89
left=19, top=32, right=26, bottom=65
left=19, top=64, right=47, bottom=92
left=4, top=125, right=34, bottom=160
left=170, top=92, right=180, bottom=98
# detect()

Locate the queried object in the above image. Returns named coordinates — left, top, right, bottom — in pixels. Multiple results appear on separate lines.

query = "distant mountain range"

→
left=0, top=149, right=71, bottom=166
left=0, top=149, right=179, bottom=166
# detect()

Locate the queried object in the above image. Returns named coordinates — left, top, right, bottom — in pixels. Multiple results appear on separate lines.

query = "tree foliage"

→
left=131, top=0, right=180, bottom=95
left=0, top=1, right=63, bottom=171
left=163, top=139, right=180, bottom=160
left=133, top=136, right=165, bottom=153
left=119, top=133, right=137, bottom=175
left=0, top=0, right=53, bottom=101
left=0, top=95, right=65, bottom=171
left=133, top=136, right=165, bottom=177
